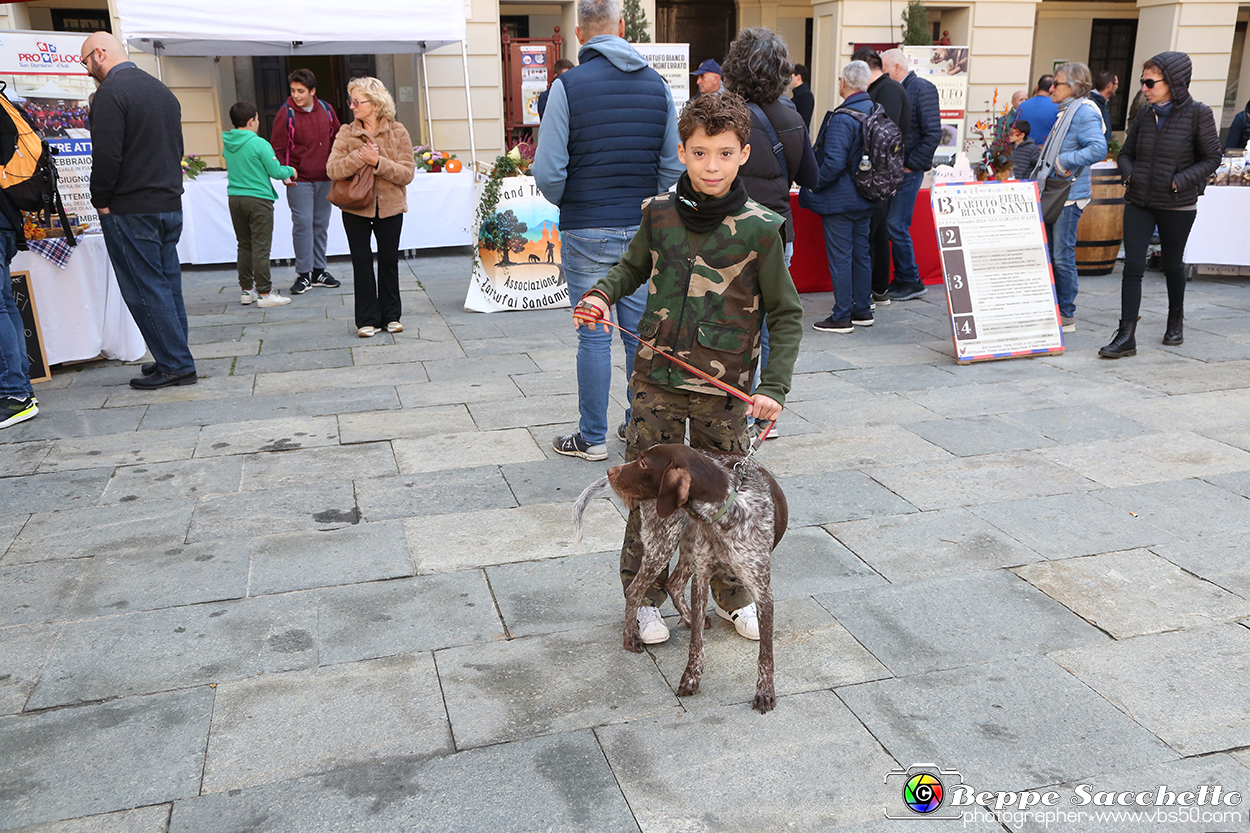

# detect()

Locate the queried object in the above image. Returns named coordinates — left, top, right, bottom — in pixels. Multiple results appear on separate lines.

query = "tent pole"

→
left=460, top=40, right=476, bottom=173
left=420, top=53, right=434, bottom=147
left=154, top=43, right=163, bottom=81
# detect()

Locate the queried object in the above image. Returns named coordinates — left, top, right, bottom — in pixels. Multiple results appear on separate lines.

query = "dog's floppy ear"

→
left=656, top=463, right=691, bottom=518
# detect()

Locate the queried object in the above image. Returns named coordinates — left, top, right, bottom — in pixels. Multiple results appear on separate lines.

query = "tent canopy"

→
left=116, top=0, right=467, bottom=56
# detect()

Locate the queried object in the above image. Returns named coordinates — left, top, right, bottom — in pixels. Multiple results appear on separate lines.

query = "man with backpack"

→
left=271, top=69, right=342, bottom=296
left=81, top=31, right=197, bottom=390
left=799, top=60, right=890, bottom=333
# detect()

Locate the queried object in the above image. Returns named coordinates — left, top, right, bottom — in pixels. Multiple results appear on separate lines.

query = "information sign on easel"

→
left=931, top=180, right=1064, bottom=362
left=10, top=270, right=50, bottom=383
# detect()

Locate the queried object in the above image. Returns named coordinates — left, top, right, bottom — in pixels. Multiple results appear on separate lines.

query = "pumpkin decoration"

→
left=445, top=158, right=462, bottom=173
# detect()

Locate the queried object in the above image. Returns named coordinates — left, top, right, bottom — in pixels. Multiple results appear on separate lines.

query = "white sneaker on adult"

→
left=636, top=606, right=670, bottom=645
left=713, top=600, right=760, bottom=640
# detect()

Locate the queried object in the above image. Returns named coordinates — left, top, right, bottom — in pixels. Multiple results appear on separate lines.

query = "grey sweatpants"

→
left=287, top=180, right=332, bottom=274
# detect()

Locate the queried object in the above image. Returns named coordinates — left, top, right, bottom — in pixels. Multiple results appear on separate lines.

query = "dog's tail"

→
left=572, top=476, right=611, bottom=545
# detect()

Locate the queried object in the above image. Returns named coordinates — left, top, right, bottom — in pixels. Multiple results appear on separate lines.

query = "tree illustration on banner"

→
left=479, top=209, right=529, bottom=266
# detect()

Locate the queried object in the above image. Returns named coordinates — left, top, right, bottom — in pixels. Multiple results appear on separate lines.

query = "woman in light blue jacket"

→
left=1039, top=62, right=1107, bottom=333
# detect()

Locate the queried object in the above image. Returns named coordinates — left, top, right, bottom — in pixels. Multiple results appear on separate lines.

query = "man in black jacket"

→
left=854, top=47, right=910, bottom=304
left=1091, top=70, right=1118, bottom=147
left=790, top=64, right=814, bottom=130
left=81, top=31, right=196, bottom=390
left=882, top=48, right=941, bottom=302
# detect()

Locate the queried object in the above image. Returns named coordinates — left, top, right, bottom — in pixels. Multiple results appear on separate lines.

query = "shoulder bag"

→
left=1031, top=98, right=1101, bottom=224
left=327, top=163, right=375, bottom=211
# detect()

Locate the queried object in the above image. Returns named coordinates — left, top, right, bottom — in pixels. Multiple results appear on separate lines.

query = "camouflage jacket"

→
left=587, top=192, right=803, bottom=406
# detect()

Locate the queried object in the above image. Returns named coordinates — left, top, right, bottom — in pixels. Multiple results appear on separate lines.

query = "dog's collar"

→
left=707, top=488, right=738, bottom=522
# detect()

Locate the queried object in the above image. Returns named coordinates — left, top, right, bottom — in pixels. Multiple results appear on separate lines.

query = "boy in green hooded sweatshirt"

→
left=223, top=101, right=296, bottom=308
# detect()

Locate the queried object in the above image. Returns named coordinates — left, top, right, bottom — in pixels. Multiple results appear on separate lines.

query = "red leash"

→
left=573, top=303, right=776, bottom=443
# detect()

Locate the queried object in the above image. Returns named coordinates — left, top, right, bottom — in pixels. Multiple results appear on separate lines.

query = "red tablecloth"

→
left=789, top=188, right=944, bottom=293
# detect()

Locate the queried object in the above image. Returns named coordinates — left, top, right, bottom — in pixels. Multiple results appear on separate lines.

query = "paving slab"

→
left=0, top=688, right=212, bottom=830
left=27, top=594, right=318, bottom=709
left=777, top=469, right=919, bottom=527
left=356, top=465, right=517, bottom=520
left=839, top=655, right=1177, bottom=791
left=337, top=403, right=475, bottom=444
left=969, top=491, right=1179, bottom=559
left=865, top=451, right=1097, bottom=510
left=0, top=561, right=84, bottom=626
left=486, top=550, right=629, bottom=639
left=405, top=500, right=625, bottom=573
left=437, top=623, right=681, bottom=749
left=35, top=426, right=201, bottom=473
left=392, top=427, right=544, bottom=474
left=187, top=481, right=359, bottom=542
left=769, top=525, right=886, bottom=598
left=500, top=457, right=615, bottom=506
left=139, top=386, right=401, bottom=430
left=466, top=393, right=584, bottom=432
left=904, top=414, right=1056, bottom=457
left=0, top=517, right=24, bottom=556
left=315, top=570, right=504, bottom=665
left=900, top=380, right=1056, bottom=418
left=231, top=347, right=353, bottom=375
left=817, top=570, right=1106, bottom=675
left=240, top=442, right=397, bottom=490
left=1035, top=431, right=1250, bottom=488
left=1052, top=624, right=1250, bottom=756
left=1014, top=549, right=1250, bottom=638
left=0, top=468, right=113, bottom=515
left=203, top=654, right=451, bottom=793
left=421, top=354, right=541, bottom=383
left=1092, top=478, right=1250, bottom=540
left=596, top=688, right=900, bottom=832
left=828, top=508, right=1045, bottom=582
left=67, top=539, right=251, bottom=618
left=351, top=339, right=466, bottom=366
left=1204, top=467, right=1250, bottom=499
left=0, top=623, right=60, bottom=714
left=101, top=456, right=243, bottom=504
left=1150, top=533, right=1250, bottom=598
left=169, top=730, right=637, bottom=833
left=3, top=499, right=196, bottom=565
left=744, top=423, right=950, bottom=478
left=393, top=377, right=525, bottom=409
left=0, top=406, right=149, bottom=444
left=101, top=371, right=253, bottom=408
left=252, top=364, right=424, bottom=397
left=1105, top=357, right=1250, bottom=396
left=6, top=804, right=172, bottom=833
left=194, top=415, right=340, bottom=458
left=249, top=520, right=414, bottom=595
left=999, top=404, right=1156, bottom=445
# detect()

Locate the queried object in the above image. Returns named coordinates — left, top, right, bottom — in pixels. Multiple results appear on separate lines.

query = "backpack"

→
left=280, top=99, right=336, bottom=167
left=745, top=102, right=789, bottom=180
left=0, top=81, right=75, bottom=245
left=835, top=102, right=904, bottom=202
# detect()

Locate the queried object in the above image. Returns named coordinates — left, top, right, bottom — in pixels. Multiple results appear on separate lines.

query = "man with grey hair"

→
left=534, top=0, right=683, bottom=463
left=799, top=60, right=877, bottom=333
left=881, top=48, right=940, bottom=301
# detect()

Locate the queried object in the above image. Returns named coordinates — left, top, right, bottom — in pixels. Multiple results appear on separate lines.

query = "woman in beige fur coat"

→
left=326, top=77, right=415, bottom=337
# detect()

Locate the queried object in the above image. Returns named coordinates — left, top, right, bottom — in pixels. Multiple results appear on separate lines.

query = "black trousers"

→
left=343, top=212, right=404, bottom=328
left=1120, top=202, right=1196, bottom=320
left=869, top=198, right=892, bottom=295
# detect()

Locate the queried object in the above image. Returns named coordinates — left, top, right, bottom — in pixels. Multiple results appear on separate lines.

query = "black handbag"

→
left=1038, top=176, right=1072, bottom=224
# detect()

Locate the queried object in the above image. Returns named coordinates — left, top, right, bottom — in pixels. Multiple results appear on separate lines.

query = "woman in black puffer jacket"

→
left=1099, top=51, right=1221, bottom=358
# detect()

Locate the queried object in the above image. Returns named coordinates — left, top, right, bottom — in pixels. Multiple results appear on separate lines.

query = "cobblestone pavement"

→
left=2, top=249, right=1249, bottom=832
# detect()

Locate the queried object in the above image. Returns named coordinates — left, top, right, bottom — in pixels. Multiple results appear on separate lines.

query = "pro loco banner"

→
left=0, top=31, right=97, bottom=232
left=465, top=176, right=569, bottom=313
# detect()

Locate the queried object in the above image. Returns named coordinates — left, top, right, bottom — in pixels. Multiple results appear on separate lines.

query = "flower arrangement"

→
left=21, top=212, right=46, bottom=241
left=181, top=154, right=206, bottom=181
left=969, top=89, right=1015, bottom=180
left=507, top=140, right=535, bottom=176
left=414, top=145, right=458, bottom=172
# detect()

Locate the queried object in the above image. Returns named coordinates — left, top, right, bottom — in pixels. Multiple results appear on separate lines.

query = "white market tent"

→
left=21, top=80, right=81, bottom=100
left=114, top=0, right=475, bottom=163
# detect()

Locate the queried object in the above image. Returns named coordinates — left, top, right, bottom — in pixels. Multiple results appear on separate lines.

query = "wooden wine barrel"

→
left=1075, top=169, right=1125, bottom=276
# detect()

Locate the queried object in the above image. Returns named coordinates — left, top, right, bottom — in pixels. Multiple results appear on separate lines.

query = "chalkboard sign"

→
left=10, top=270, right=50, bottom=383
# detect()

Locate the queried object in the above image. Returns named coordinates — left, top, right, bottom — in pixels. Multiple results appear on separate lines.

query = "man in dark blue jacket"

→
left=798, top=60, right=875, bottom=333
left=882, top=48, right=941, bottom=301
left=533, top=0, right=683, bottom=461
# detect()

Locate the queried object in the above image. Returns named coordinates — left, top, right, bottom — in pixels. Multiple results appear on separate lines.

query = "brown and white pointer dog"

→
left=573, top=443, right=788, bottom=713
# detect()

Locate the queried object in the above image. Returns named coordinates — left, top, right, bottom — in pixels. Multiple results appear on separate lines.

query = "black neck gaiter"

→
left=674, top=173, right=747, bottom=234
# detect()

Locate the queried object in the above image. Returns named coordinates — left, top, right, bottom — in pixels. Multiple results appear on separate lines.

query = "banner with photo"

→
left=0, top=31, right=97, bottom=232
left=633, top=44, right=691, bottom=111
left=465, top=176, right=569, bottom=313
left=903, top=46, right=969, bottom=166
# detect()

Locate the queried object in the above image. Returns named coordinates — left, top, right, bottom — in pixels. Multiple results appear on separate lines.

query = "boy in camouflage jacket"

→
left=575, top=92, right=803, bottom=645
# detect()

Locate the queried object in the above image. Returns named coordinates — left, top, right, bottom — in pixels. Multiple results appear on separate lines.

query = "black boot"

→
left=1163, top=308, right=1183, bottom=346
left=1099, top=318, right=1138, bottom=358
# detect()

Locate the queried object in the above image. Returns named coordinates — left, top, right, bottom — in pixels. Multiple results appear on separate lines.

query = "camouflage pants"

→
left=619, top=378, right=754, bottom=611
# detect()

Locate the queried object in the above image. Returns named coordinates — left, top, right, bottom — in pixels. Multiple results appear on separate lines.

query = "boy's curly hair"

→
left=678, top=91, right=753, bottom=147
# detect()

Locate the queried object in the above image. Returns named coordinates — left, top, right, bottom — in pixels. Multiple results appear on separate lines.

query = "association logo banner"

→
left=464, top=176, right=568, bottom=314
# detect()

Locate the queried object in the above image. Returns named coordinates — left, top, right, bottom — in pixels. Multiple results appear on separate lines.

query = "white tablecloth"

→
left=178, top=171, right=475, bottom=265
left=1184, top=187, right=1250, bottom=266
left=12, top=234, right=147, bottom=366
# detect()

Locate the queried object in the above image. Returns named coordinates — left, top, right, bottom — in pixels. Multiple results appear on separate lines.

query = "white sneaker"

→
left=637, top=606, right=670, bottom=645
left=713, top=600, right=760, bottom=641
left=241, top=289, right=258, bottom=305
left=358, top=326, right=379, bottom=338
left=257, top=292, right=291, bottom=308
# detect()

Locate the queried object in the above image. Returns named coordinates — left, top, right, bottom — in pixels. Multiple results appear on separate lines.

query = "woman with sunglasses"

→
left=1100, top=52, right=1221, bottom=358
left=326, top=77, right=415, bottom=337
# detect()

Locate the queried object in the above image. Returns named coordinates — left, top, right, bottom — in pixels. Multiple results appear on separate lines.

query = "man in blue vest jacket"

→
left=534, top=0, right=683, bottom=462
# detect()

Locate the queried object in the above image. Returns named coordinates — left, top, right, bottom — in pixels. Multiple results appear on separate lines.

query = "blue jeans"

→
left=562, top=226, right=647, bottom=446
left=1047, top=202, right=1084, bottom=319
left=822, top=210, right=873, bottom=323
left=887, top=170, right=925, bottom=285
left=0, top=228, right=31, bottom=399
left=100, top=211, right=196, bottom=376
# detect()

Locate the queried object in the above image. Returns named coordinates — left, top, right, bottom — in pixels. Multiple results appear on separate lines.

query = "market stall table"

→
left=178, top=171, right=475, bottom=265
left=12, top=234, right=146, bottom=366
left=1183, top=187, right=1250, bottom=270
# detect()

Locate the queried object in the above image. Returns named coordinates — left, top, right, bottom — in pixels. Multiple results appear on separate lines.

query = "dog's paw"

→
left=752, top=687, right=776, bottom=714
left=623, top=632, right=644, bottom=653
left=677, top=673, right=701, bottom=697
